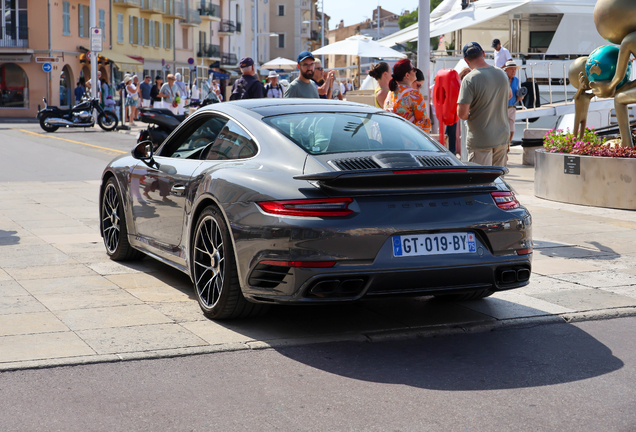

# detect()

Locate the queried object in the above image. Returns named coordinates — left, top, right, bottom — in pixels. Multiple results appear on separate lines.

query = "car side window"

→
left=203, top=120, right=258, bottom=161
left=160, top=116, right=229, bottom=159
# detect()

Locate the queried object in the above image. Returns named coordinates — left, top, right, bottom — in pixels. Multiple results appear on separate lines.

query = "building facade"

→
left=269, top=0, right=324, bottom=64
left=0, top=0, right=112, bottom=118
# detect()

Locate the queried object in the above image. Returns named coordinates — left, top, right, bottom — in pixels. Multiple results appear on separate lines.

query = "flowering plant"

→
left=543, top=128, right=636, bottom=158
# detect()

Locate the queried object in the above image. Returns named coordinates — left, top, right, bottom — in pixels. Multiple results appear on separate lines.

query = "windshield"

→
left=263, top=112, right=443, bottom=155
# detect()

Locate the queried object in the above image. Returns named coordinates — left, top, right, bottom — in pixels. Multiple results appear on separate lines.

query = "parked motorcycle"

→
left=137, top=91, right=220, bottom=148
left=37, top=97, right=119, bottom=132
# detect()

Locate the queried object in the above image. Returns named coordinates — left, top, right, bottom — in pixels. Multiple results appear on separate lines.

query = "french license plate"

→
left=393, top=233, right=476, bottom=257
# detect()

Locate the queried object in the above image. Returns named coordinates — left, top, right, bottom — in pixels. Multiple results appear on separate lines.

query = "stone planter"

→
left=535, top=150, right=636, bottom=210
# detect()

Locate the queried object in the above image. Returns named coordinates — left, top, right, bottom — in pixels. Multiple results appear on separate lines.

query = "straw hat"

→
left=124, top=75, right=132, bottom=84
left=503, top=60, right=520, bottom=70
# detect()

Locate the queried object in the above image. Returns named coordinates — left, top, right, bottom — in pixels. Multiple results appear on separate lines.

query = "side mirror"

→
left=132, top=140, right=155, bottom=166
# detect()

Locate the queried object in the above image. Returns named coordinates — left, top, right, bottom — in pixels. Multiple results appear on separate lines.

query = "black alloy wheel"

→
left=192, top=206, right=267, bottom=320
left=98, top=111, right=119, bottom=131
left=101, top=178, right=144, bottom=261
left=39, top=114, right=59, bottom=132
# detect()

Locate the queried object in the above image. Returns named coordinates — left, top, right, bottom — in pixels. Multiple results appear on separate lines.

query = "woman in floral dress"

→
left=384, top=59, right=431, bottom=133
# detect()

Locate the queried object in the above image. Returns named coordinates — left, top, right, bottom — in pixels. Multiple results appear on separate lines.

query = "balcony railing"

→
left=219, top=20, right=236, bottom=33
left=221, top=52, right=237, bottom=65
left=181, top=8, right=202, bottom=26
left=113, top=0, right=141, bottom=6
left=199, top=1, right=221, bottom=19
left=165, top=0, right=185, bottom=18
left=197, top=43, right=221, bottom=58
left=0, top=37, right=28, bottom=48
left=311, top=30, right=321, bottom=41
left=140, top=0, right=164, bottom=12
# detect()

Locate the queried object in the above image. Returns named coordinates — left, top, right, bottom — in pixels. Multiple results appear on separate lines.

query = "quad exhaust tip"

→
left=499, top=267, right=531, bottom=284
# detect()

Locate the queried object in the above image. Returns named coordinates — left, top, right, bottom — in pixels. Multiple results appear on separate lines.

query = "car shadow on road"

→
left=272, top=321, right=624, bottom=391
left=0, top=230, right=20, bottom=246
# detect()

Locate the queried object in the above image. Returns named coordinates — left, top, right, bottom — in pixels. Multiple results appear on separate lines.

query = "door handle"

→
left=171, top=184, right=186, bottom=196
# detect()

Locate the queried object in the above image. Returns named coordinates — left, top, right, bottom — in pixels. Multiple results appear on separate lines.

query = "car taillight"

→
left=516, top=248, right=533, bottom=255
left=392, top=169, right=467, bottom=174
left=257, top=198, right=353, bottom=217
left=260, top=260, right=336, bottom=268
left=491, top=192, right=520, bottom=210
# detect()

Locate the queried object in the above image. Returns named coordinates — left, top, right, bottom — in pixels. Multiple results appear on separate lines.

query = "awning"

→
left=378, top=0, right=528, bottom=46
left=378, top=24, right=419, bottom=47
left=430, top=2, right=528, bottom=38
left=100, top=49, right=143, bottom=69
left=209, top=70, right=229, bottom=79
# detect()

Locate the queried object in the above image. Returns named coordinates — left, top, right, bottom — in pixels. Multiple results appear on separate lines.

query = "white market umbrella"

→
left=261, top=57, right=298, bottom=71
left=312, top=35, right=406, bottom=86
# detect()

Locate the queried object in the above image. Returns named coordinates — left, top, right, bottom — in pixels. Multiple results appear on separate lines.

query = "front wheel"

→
left=192, top=206, right=268, bottom=320
left=39, top=114, right=59, bottom=132
left=97, top=111, right=118, bottom=131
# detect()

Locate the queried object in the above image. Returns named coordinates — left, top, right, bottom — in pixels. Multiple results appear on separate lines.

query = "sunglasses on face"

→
left=316, top=67, right=323, bottom=71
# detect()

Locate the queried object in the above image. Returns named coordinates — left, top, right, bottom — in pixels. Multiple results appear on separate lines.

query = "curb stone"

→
left=3, top=307, right=635, bottom=372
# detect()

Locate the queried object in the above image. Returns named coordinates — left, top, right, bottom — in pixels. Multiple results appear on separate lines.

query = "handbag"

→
left=169, top=85, right=178, bottom=108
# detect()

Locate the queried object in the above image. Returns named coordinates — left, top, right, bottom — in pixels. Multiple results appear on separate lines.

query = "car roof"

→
left=213, top=98, right=386, bottom=117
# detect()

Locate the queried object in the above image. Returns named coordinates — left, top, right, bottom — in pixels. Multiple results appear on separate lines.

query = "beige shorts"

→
left=142, top=99, right=151, bottom=108
left=507, top=106, right=516, bottom=133
left=468, top=144, right=508, bottom=167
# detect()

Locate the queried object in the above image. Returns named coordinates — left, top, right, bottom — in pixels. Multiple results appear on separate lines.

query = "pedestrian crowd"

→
left=94, top=40, right=517, bottom=168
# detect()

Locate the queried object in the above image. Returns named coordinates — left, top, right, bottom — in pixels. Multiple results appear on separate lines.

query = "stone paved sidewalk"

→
left=1, top=147, right=636, bottom=371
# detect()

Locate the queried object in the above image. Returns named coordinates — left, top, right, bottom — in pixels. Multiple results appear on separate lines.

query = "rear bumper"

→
left=243, top=256, right=532, bottom=304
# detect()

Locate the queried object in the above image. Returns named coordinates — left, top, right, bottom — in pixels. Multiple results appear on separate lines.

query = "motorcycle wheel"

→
left=39, top=114, right=59, bottom=133
left=97, top=112, right=118, bottom=131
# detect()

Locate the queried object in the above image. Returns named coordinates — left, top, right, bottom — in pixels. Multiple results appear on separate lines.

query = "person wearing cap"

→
left=229, top=57, right=264, bottom=100
left=284, top=51, right=320, bottom=99
left=264, top=71, right=284, bottom=98
left=457, top=42, right=512, bottom=167
left=504, top=60, right=523, bottom=145
left=492, top=38, right=512, bottom=68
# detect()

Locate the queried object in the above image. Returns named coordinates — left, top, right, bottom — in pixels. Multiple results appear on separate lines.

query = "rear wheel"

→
left=434, top=289, right=494, bottom=302
left=192, top=206, right=268, bottom=320
left=101, top=178, right=144, bottom=261
left=39, top=114, right=59, bottom=132
left=97, top=111, right=118, bottom=131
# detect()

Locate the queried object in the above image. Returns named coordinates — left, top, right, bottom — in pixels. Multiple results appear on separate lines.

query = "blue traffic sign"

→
left=42, top=63, right=52, bottom=73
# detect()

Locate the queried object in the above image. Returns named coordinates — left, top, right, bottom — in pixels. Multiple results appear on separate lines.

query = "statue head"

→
left=569, top=57, right=589, bottom=90
left=594, top=0, right=636, bottom=44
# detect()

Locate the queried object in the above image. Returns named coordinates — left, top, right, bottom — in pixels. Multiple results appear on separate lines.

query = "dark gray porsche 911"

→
left=100, top=99, right=532, bottom=320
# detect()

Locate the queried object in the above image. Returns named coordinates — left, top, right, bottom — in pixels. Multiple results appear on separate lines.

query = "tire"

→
left=97, top=111, right=118, bottom=131
left=101, top=178, right=144, bottom=261
left=192, top=206, right=268, bottom=320
left=434, top=289, right=494, bottom=302
left=39, top=114, right=59, bottom=133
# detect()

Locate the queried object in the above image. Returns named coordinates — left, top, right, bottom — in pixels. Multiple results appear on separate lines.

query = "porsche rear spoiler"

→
left=294, top=166, right=507, bottom=193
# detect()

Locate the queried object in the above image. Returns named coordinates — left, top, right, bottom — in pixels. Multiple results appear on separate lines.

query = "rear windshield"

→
left=263, top=112, right=442, bottom=155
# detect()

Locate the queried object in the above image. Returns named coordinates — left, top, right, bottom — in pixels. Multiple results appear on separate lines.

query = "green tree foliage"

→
left=397, top=2, right=444, bottom=52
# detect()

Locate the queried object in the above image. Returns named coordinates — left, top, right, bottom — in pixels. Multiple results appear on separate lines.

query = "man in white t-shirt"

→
left=492, top=38, right=512, bottom=68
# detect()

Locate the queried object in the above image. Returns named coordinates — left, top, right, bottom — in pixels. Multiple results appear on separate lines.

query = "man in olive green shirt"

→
left=457, top=42, right=512, bottom=167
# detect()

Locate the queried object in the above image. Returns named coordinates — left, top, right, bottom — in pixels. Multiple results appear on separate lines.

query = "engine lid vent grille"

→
left=331, top=157, right=381, bottom=171
left=416, top=155, right=455, bottom=167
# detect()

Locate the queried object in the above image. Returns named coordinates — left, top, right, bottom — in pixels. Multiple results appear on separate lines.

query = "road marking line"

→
left=15, top=128, right=127, bottom=154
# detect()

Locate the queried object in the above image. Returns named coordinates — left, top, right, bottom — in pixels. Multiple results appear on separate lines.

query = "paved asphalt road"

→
left=1, top=317, right=635, bottom=431
left=0, top=124, right=137, bottom=182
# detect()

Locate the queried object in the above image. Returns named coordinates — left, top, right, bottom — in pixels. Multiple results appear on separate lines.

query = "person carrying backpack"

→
left=264, top=71, right=284, bottom=98
left=229, top=57, right=264, bottom=100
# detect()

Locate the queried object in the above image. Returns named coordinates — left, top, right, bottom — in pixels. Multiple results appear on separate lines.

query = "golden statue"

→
left=588, top=0, right=636, bottom=147
left=568, top=57, right=594, bottom=140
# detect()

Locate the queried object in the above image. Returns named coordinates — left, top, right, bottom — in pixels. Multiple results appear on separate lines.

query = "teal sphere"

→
left=585, top=45, right=632, bottom=89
